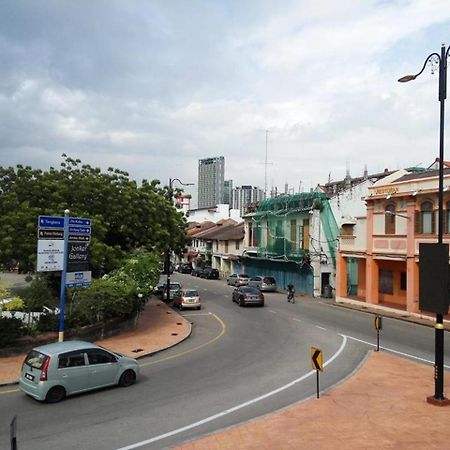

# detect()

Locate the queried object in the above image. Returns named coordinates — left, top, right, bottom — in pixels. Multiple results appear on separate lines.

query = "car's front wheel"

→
left=45, top=385, right=66, bottom=403
left=119, top=370, right=136, bottom=387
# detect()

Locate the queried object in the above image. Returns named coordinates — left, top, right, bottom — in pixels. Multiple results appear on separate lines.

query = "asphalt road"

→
left=1, top=273, right=449, bottom=450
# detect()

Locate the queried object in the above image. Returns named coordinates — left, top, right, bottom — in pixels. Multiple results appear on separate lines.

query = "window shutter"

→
left=415, top=211, right=421, bottom=234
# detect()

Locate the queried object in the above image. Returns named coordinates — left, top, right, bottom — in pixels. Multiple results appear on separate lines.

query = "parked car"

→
left=232, top=286, right=264, bottom=307
left=179, top=263, right=193, bottom=274
left=201, top=267, right=219, bottom=279
left=18, top=340, right=140, bottom=403
left=154, top=277, right=166, bottom=295
left=248, top=276, right=277, bottom=292
left=227, top=273, right=250, bottom=286
left=191, top=267, right=204, bottom=277
left=161, top=282, right=182, bottom=301
left=173, top=289, right=201, bottom=310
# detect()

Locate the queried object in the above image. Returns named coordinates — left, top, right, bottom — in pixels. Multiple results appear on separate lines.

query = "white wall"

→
left=188, top=204, right=243, bottom=223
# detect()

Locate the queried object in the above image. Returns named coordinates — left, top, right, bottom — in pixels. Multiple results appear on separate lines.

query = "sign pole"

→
left=316, top=370, right=320, bottom=399
left=10, top=415, right=17, bottom=450
left=374, top=316, right=382, bottom=352
left=58, top=209, right=70, bottom=342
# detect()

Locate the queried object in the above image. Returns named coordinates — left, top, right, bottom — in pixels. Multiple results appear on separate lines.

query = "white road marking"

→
left=269, top=310, right=277, bottom=314
left=316, top=326, right=327, bottom=331
left=342, top=334, right=450, bottom=369
left=293, top=318, right=302, bottom=323
left=115, top=336, right=348, bottom=450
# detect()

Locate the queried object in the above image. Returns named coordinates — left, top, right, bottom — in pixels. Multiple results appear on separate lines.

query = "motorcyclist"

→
left=287, top=283, right=295, bottom=303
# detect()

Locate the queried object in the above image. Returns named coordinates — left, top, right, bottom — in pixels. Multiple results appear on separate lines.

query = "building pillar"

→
left=405, top=199, right=418, bottom=312
left=336, top=252, right=348, bottom=298
left=365, top=203, right=378, bottom=303
left=311, top=209, right=321, bottom=297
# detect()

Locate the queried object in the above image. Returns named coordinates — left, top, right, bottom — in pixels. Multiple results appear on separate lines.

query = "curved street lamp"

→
left=399, top=44, right=450, bottom=405
left=165, top=178, right=194, bottom=304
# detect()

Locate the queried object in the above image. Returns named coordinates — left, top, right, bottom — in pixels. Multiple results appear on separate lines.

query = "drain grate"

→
left=132, top=348, right=144, bottom=353
left=177, top=322, right=182, bottom=325
left=171, top=333, right=178, bottom=336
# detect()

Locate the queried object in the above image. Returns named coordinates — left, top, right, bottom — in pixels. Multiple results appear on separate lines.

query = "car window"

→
left=170, top=283, right=181, bottom=289
left=58, top=351, right=86, bottom=368
left=86, top=349, right=117, bottom=365
left=24, top=350, right=48, bottom=369
left=184, top=290, right=199, bottom=297
left=264, top=277, right=276, bottom=283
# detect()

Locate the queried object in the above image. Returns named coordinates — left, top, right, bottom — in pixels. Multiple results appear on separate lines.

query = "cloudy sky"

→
left=1, top=0, right=450, bottom=204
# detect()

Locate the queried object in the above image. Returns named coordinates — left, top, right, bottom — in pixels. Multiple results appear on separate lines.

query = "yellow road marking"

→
left=0, top=387, right=19, bottom=395
left=140, top=312, right=226, bottom=367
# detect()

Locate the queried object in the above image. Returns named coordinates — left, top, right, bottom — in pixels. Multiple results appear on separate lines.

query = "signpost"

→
left=37, top=212, right=92, bottom=342
left=311, top=347, right=323, bottom=399
left=374, top=315, right=383, bottom=352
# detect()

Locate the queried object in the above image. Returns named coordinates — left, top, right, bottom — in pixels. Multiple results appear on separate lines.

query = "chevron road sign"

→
left=311, top=347, right=323, bottom=371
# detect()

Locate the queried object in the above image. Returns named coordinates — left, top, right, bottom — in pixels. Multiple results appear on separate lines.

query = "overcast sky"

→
left=1, top=0, right=450, bottom=204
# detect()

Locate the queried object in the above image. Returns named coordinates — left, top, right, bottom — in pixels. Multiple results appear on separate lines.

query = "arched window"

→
left=416, top=201, right=434, bottom=234
left=385, top=204, right=396, bottom=234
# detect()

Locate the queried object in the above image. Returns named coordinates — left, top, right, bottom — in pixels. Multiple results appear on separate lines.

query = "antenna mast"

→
left=265, top=129, right=269, bottom=198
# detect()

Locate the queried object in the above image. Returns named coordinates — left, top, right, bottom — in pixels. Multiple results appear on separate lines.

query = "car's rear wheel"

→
left=119, top=370, right=136, bottom=387
left=45, top=386, right=66, bottom=403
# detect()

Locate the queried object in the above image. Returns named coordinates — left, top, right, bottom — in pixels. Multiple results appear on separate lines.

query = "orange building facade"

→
left=336, top=168, right=450, bottom=315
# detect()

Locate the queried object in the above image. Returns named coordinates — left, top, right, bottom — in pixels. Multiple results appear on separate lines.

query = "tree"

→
left=0, top=155, right=190, bottom=275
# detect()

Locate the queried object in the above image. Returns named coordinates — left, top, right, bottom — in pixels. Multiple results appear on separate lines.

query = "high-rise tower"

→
left=198, top=156, right=225, bottom=208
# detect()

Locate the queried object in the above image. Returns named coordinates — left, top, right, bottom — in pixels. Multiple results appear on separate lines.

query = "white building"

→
left=232, top=185, right=264, bottom=216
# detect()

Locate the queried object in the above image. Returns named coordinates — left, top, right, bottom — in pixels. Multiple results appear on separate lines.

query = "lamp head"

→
left=398, top=75, right=417, bottom=83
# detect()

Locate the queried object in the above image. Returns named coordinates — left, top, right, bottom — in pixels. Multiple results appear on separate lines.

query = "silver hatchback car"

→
left=19, top=340, right=140, bottom=403
left=247, top=276, right=277, bottom=292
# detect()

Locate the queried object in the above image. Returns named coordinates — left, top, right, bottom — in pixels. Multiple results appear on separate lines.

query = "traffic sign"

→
left=69, top=217, right=91, bottom=226
left=374, top=316, right=383, bottom=331
left=38, top=229, right=64, bottom=240
left=311, top=347, right=323, bottom=371
left=68, top=234, right=91, bottom=242
left=69, top=226, right=91, bottom=235
left=38, top=215, right=64, bottom=228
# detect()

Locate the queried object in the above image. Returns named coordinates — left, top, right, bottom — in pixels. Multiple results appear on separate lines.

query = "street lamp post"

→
left=399, top=44, right=450, bottom=405
left=165, top=178, right=194, bottom=303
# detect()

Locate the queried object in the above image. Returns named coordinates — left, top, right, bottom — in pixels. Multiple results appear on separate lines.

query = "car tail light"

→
left=39, top=356, right=50, bottom=381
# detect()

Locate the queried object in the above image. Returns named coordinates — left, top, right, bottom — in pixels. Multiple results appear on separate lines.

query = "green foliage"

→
left=1, top=296, right=24, bottom=311
left=17, top=275, right=54, bottom=312
left=110, top=250, right=161, bottom=297
left=68, top=277, right=139, bottom=327
left=0, top=317, right=24, bottom=347
left=0, top=156, right=189, bottom=275
left=36, top=312, right=59, bottom=333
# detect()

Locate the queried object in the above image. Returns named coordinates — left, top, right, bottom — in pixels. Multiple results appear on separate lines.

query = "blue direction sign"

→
left=69, top=217, right=91, bottom=226
left=38, top=215, right=64, bottom=228
left=69, top=226, right=91, bottom=235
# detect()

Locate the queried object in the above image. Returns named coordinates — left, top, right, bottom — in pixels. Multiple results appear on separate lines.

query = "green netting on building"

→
left=252, top=191, right=339, bottom=267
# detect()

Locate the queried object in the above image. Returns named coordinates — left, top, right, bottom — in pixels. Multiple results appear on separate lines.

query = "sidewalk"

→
left=1, top=297, right=449, bottom=449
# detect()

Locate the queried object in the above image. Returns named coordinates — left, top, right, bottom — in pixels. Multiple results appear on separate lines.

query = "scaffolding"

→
left=252, top=191, right=339, bottom=267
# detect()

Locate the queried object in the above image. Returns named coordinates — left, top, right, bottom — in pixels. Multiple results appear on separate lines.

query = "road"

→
left=1, top=273, right=449, bottom=450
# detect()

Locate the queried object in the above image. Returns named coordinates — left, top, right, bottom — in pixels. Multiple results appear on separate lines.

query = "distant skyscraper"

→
left=198, top=156, right=225, bottom=208
left=232, top=185, right=264, bottom=216
left=223, top=180, right=233, bottom=205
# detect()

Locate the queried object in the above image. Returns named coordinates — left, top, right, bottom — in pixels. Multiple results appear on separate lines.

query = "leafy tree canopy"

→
left=0, top=155, right=189, bottom=275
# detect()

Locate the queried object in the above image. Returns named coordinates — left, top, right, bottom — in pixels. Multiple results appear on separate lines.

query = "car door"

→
left=86, top=348, right=120, bottom=389
left=57, top=350, right=89, bottom=394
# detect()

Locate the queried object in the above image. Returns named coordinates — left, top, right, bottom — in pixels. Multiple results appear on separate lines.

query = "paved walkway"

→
left=1, top=297, right=449, bottom=449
